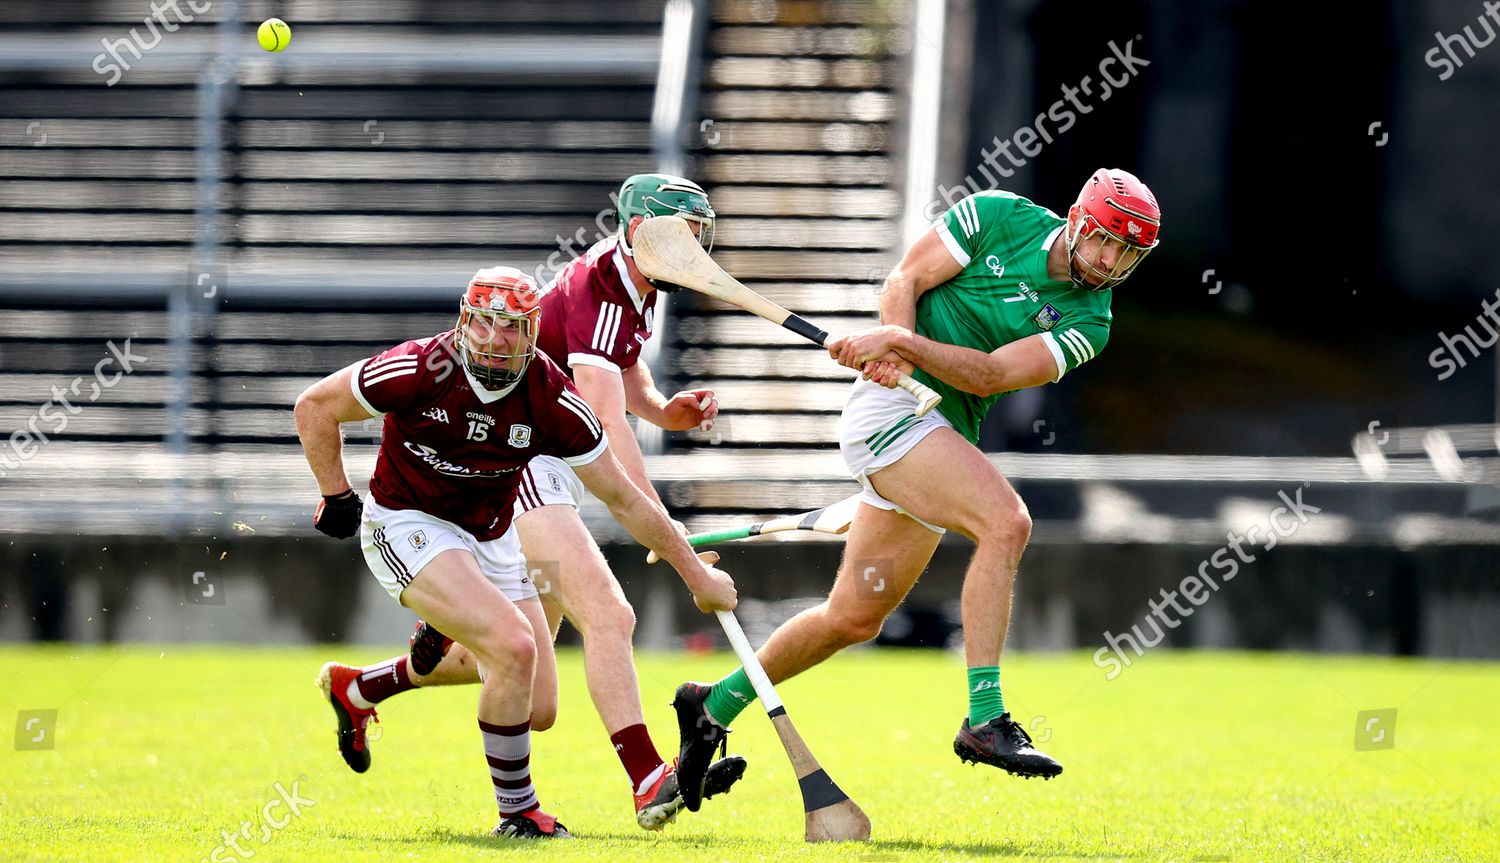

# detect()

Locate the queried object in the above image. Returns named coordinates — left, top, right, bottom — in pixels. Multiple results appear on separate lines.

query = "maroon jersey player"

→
left=315, top=176, right=743, bottom=829
left=294, top=266, right=736, bottom=839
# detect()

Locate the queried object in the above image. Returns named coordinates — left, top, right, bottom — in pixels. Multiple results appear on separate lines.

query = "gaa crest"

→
left=408, top=530, right=428, bottom=551
left=1034, top=303, right=1061, bottom=331
left=508, top=424, right=533, bottom=448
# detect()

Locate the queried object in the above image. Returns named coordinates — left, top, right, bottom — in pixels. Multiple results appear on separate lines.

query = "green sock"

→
left=966, top=666, right=1006, bottom=726
left=704, top=667, right=755, bottom=727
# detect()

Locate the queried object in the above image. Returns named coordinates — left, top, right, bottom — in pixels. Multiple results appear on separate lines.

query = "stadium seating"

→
left=0, top=0, right=1483, bottom=542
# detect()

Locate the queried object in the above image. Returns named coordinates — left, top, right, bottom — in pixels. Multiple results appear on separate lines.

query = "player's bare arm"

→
left=293, top=364, right=375, bottom=496
left=861, top=226, right=968, bottom=378
left=622, top=360, right=717, bottom=432
left=574, top=449, right=737, bottom=612
left=829, top=327, right=1059, bottom=397
left=878, top=226, right=965, bottom=331
left=573, top=363, right=669, bottom=508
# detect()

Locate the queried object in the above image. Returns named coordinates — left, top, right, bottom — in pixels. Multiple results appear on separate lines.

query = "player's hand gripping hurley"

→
left=631, top=216, right=941, bottom=417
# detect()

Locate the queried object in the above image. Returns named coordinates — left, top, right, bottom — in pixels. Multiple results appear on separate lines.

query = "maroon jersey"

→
left=351, top=331, right=607, bottom=540
left=536, top=235, right=657, bottom=378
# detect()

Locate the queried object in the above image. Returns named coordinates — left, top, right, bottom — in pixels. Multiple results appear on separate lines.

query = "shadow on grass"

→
left=397, top=827, right=1146, bottom=859
left=865, top=838, right=1149, bottom=859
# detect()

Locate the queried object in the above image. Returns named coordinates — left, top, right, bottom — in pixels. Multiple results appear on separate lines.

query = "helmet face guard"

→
left=1064, top=168, right=1161, bottom=292
left=457, top=268, right=542, bottom=391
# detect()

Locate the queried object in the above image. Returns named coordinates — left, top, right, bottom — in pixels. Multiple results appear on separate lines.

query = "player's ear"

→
left=625, top=215, right=646, bottom=245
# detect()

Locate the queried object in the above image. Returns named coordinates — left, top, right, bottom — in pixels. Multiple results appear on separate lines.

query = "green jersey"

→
left=913, top=191, right=1113, bottom=443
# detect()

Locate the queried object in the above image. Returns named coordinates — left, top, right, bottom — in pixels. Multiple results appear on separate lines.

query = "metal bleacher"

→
left=0, top=0, right=921, bottom=538
left=2, top=0, right=1493, bottom=548
left=0, top=0, right=671, bottom=536
left=665, top=0, right=905, bottom=457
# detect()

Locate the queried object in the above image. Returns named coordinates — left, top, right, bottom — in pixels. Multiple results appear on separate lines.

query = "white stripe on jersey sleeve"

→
left=1057, top=330, right=1087, bottom=366
left=363, top=355, right=418, bottom=375
left=560, top=389, right=603, bottom=435
left=933, top=218, right=972, bottom=268
left=557, top=390, right=602, bottom=438
left=962, top=197, right=980, bottom=237
left=1060, top=328, right=1096, bottom=361
left=567, top=352, right=623, bottom=374
left=349, top=360, right=386, bottom=416
left=594, top=305, right=611, bottom=353
left=606, top=304, right=623, bottom=355
left=950, top=199, right=972, bottom=236
left=561, top=434, right=609, bottom=468
left=1038, top=332, right=1068, bottom=382
left=364, top=366, right=420, bottom=387
left=591, top=305, right=609, bottom=352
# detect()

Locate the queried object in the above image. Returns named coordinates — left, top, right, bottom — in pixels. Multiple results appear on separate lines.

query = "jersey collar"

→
left=462, top=359, right=523, bottom=404
left=1038, top=223, right=1067, bottom=285
left=1041, top=224, right=1065, bottom=252
left=611, top=245, right=648, bottom=314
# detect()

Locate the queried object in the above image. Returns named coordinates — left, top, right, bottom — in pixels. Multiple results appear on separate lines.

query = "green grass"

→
left=1, top=646, right=1496, bottom=862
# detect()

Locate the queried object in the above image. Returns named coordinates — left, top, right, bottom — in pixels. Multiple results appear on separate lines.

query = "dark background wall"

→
left=963, top=0, right=1498, bottom=456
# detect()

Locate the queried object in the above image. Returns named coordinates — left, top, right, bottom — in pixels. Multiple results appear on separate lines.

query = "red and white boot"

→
left=315, top=661, right=379, bottom=773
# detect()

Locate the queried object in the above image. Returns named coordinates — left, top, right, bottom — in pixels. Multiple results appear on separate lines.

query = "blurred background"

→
left=0, top=0, right=1496, bottom=658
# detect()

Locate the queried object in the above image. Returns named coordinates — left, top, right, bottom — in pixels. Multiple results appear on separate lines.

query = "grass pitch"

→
left=1, top=645, right=1496, bottom=862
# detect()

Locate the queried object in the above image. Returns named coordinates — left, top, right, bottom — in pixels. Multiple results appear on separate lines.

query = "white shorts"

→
left=361, top=498, right=538, bottom=604
left=837, top=377, right=952, bottom=534
left=513, top=455, right=587, bottom=517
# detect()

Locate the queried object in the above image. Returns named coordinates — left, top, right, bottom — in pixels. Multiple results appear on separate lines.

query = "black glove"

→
left=314, top=489, right=363, bottom=539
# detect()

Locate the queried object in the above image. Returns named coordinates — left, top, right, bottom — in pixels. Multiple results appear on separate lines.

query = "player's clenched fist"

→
left=688, top=550, right=737, bottom=613
left=828, top=325, right=913, bottom=372
left=314, top=489, right=363, bottom=539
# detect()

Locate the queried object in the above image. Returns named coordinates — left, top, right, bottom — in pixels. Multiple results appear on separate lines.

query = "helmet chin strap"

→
left=462, top=352, right=526, bottom=396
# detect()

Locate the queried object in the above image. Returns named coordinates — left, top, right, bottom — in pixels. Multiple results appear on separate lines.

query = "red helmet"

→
left=1065, top=168, right=1161, bottom=291
left=457, top=266, right=542, bottom=390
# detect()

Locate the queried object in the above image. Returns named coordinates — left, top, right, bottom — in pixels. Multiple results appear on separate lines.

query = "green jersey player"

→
left=670, top=169, right=1160, bottom=807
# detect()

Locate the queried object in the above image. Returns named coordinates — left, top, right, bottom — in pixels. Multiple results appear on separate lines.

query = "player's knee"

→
left=504, top=632, right=538, bottom=667
left=828, top=605, right=885, bottom=647
left=474, top=627, right=537, bottom=670
left=603, top=598, right=637, bottom=642
left=531, top=701, right=558, bottom=731
left=979, top=502, right=1032, bottom=548
left=576, top=595, right=637, bottom=645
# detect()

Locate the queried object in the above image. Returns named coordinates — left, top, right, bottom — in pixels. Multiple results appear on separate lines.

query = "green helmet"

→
left=615, top=173, right=715, bottom=256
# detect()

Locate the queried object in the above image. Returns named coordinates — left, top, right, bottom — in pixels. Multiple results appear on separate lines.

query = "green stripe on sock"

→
left=966, top=666, right=1005, bottom=727
left=705, top=667, right=754, bottom=727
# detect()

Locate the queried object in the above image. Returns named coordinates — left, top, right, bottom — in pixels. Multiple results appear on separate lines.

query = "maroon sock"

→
left=610, top=723, right=666, bottom=793
left=354, top=656, right=417, bottom=705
